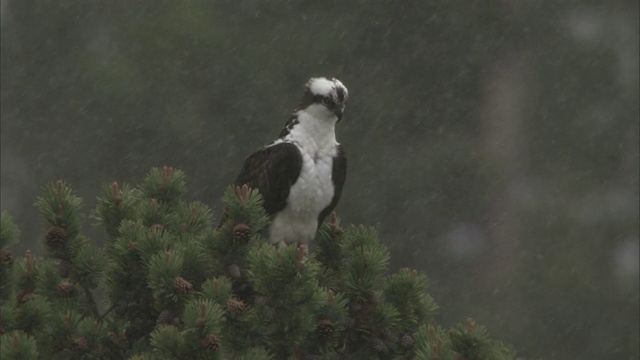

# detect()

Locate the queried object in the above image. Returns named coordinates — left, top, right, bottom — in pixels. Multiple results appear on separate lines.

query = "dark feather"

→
left=318, top=145, right=347, bottom=225
left=234, top=142, right=303, bottom=216
left=278, top=115, right=299, bottom=138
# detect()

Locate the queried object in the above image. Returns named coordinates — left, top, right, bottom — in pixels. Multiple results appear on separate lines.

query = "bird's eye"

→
left=322, top=97, right=333, bottom=106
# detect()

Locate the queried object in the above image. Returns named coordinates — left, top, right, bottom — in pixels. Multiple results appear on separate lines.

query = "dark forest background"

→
left=1, top=1, right=638, bottom=358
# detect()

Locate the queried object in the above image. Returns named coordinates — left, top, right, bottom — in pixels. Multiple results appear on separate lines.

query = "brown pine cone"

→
left=72, top=336, right=89, bottom=351
left=0, top=248, right=13, bottom=266
left=156, top=309, right=174, bottom=325
left=232, top=223, right=251, bottom=245
left=173, top=276, right=193, bottom=295
left=370, top=337, right=385, bottom=352
left=401, top=334, right=414, bottom=348
left=18, top=292, right=35, bottom=305
left=226, top=298, right=246, bottom=315
left=201, top=333, right=221, bottom=351
left=57, top=280, right=76, bottom=296
left=45, top=225, right=67, bottom=247
left=316, top=319, right=334, bottom=340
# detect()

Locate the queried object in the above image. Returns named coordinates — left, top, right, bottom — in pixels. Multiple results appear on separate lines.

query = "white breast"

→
left=269, top=143, right=336, bottom=248
left=268, top=106, right=339, bottom=247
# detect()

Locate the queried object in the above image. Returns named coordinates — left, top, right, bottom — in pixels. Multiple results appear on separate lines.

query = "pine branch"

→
left=98, top=303, right=118, bottom=323
left=82, top=285, right=100, bottom=320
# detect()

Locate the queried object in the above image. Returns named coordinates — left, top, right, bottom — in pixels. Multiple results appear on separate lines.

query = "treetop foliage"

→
left=0, top=167, right=518, bottom=359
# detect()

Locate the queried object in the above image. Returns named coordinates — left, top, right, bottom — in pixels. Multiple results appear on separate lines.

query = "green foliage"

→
left=0, top=212, right=20, bottom=249
left=34, top=180, right=84, bottom=246
left=11, top=252, right=39, bottom=298
left=234, top=347, right=275, bottom=360
left=13, top=295, right=53, bottom=334
left=139, top=166, right=186, bottom=206
left=448, top=319, right=517, bottom=360
left=71, top=244, right=109, bottom=289
left=0, top=303, right=17, bottom=333
left=94, top=182, right=141, bottom=239
left=182, top=299, right=224, bottom=334
left=0, top=168, right=518, bottom=359
left=413, top=324, right=455, bottom=360
left=146, top=250, right=187, bottom=307
left=221, top=185, right=270, bottom=231
left=385, top=268, right=439, bottom=332
left=0, top=330, right=40, bottom=360
left=339, top=225, right=390, bottom=302
left=145, top=299, right=225, bottom=359
left=1, top=213, right=20, bottom=303
left=149, top=325, right=184, bottom=358
left=201, top=277, right=233, bottom=305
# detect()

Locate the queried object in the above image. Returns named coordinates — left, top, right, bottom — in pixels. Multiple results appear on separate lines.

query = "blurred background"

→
left=1, top=1, right=638, bottom=358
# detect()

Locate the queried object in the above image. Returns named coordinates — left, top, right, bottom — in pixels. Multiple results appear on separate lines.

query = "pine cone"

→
left=401, top=334, right=414, bottom=348
left=370, top=337, right=385, bottom=352
left=316, top=319, right=334, bottom=340
left=232, top=223, right=251, bottom=245
left=46, top=225, right=67, bottom=247
left=0, top=248, right=13, bottom=266
left=201, top=333, right=221, bottom=351
left=156, top=309, right=174, bottom=325
left=226, top=298, right=246, bottom=315
left=226, top=264, right=241, bottom=278
left=72, top=336, right=89, bottom=351
left=57, top=280, right=76, bottom=296
left=173, top=276, right=193, bottom=295
left=18, top=292, right=35, bottom=305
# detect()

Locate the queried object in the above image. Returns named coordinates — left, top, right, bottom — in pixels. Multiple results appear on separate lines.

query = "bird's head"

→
left=299, top=77, right=348, bottom=122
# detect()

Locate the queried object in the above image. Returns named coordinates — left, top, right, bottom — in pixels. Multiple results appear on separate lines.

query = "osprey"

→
left=232, top=77, right=348, bottom=248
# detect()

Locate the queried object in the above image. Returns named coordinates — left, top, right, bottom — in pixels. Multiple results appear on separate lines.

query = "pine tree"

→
left=0, top=167, right=519, bottom=359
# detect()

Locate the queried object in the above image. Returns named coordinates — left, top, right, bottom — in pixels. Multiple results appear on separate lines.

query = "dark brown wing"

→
left=318, top=145, right=346, bottom=225
left=234, top=142, right=303, bottom=216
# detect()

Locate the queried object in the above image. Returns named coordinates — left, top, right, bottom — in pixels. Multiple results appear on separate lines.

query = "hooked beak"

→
left=332, top=106, right=345, bottom=122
